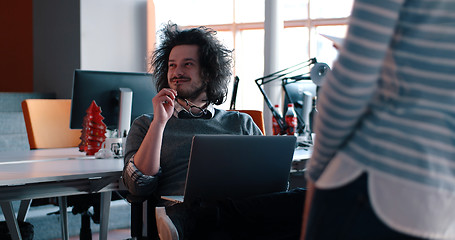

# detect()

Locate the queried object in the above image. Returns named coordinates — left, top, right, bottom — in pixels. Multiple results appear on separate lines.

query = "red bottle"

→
left=285, top=103, right=298, bottom=136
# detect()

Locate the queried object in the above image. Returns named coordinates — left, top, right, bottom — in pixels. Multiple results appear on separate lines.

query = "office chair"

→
left=127, top=109, right=266, bottom=240
left=21, top=99, right=100, bottom=240
left=227, top=75, right=265, bottom=134
left=127, top=194, right=160, bottom=240
left=22, top=99, right=81, bottom=149
left=227, top=109, right=265, bottom=135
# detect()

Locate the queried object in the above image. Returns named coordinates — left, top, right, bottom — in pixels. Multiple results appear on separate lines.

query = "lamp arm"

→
left=253, top=57, right=325, bottom=135
left=255, top=79, right=287, bottom=133
left=254, top=58, right=317, bottom=83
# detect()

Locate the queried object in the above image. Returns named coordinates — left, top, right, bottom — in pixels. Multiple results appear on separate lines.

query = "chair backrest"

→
left=228, top=109, right=265, bottom=134
left=21, top=99, right=81, bottom=149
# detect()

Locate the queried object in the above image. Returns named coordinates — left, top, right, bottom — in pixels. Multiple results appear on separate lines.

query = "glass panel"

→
left=231, top=29, right=265, bottom=111
left=281, top=27, right=309, bottom=70
left=212, top=30, right=234, bottom=110
left=235, top=0, right=264, bottom=23
left=235, top=0, right=310, bottom=23
left=310, top=0, right=354, bottom=19
left=314, top=25, right=348, bottom=67
left=151, top=0, right=352, bottom=112
left=154, top=0, right=233, bottom=26
left=214, top=31, right=234, bottom=52
left=282, top=0, right=308, bottom=21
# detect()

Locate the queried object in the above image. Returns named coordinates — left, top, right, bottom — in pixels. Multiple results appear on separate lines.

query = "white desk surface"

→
left=293, top=147, right=312, bottom=161
left=0, top=147, right=124, bottom=240
left=0, top=148, right=124, bottom=187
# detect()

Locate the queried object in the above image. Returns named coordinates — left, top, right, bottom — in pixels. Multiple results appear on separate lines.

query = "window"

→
left=152, top=0, right=353, bottom=111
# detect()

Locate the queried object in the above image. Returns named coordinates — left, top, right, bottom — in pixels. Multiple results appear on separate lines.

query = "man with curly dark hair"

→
left=152, top=23, right=232, bottom=106
left=121, top=22, right=263, bottom=237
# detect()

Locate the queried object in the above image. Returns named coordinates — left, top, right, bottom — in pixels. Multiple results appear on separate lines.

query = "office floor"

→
left=65, top=228, right=130, bottom=240
left=1, top=198, right=131, bottom=240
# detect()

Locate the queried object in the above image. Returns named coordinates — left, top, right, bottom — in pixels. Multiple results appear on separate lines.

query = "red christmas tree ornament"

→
left=79, top=100, right=107, bottom=155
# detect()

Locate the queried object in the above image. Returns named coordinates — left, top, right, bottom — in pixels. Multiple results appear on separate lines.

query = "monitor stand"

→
left=118, top=88, right=133, bottom=137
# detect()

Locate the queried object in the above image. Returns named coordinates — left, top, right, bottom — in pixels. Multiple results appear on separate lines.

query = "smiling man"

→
left=122, top=22, right=262, bottom=203
left=122, top=22, right=310, bottom=240
left=168, top=45, right=205, bottom=99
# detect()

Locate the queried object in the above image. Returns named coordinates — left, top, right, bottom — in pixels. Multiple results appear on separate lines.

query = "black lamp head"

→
left=310, top=62, right=330, bottom=86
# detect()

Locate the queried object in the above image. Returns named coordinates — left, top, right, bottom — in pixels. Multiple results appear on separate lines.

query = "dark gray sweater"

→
left=122, top=108, right=262, bottom=197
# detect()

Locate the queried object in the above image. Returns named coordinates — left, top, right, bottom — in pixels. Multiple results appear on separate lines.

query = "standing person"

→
left=122, top=22, right=262, bottom=201
left=302, top=0, right=455, bottom=240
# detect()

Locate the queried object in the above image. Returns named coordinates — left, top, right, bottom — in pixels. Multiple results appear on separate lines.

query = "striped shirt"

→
left=306, top=0, right=455, bottom=239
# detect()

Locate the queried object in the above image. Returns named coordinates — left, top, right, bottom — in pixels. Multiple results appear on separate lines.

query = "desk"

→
left=292, top=146, right=312, bottom=170
left=0, top=148, right=124, bottom=240
left=290, top=147, right=312, bottom=189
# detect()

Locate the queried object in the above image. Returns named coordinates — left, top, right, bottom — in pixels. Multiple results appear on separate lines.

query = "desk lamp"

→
left=255, top=58, right=330, bottom=142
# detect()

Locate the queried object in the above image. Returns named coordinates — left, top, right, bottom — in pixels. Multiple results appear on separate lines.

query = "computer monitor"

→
left=282, top=79, right=317, bottom=135
left=70, top=69, right=157, bottom=135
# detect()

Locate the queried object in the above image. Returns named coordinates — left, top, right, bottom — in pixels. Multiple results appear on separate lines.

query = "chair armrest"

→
left=126, top=193, right=160, bottom=240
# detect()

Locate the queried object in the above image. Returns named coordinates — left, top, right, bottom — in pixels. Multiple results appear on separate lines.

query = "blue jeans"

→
left=304, top=173, right=427, bottom=240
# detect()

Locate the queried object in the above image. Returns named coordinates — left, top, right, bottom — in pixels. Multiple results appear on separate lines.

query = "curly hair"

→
left=150, top=22, right=233, bottom=105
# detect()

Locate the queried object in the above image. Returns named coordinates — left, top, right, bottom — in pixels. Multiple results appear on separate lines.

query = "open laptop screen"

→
left=182, top=135, right=297, bottom=203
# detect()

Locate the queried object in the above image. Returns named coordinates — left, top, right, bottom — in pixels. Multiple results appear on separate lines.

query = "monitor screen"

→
left=282, top=80, right=317, bottom=134
left=70, top=69, right=157, bottom=131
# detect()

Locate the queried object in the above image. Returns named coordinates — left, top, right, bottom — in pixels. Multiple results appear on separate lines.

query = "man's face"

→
left=167, top=44, right=206, bottom=100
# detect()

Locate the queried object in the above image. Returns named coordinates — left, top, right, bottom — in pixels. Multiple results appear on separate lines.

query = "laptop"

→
left=162, top=134, right=297, bottom=203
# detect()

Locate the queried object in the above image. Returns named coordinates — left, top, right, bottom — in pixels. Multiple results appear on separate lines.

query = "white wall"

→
left=80, top=0, right=148, bottom=72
